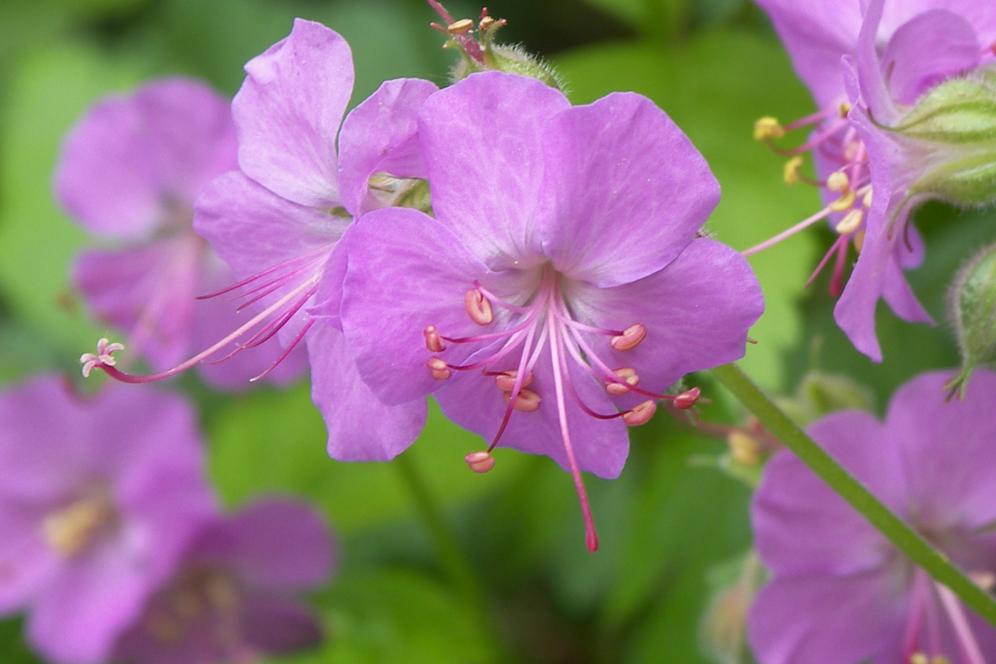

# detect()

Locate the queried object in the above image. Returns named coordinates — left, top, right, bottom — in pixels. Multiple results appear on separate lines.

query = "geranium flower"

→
left=0, top=376, right=215, bottom=664
left=113, top=499, right=334, bottom=664
left=83, top=19, right=436, bottom=457
left=749, top=370, right=996, bottom=663
left=55, top=78, right=305, bottom=388
left=336, top=71, right=764, bottom=550
left=750, top=0, right=996, bottom=360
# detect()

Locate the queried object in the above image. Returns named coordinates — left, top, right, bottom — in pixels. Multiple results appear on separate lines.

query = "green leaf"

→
left=556, top=31, right=820, bottom=391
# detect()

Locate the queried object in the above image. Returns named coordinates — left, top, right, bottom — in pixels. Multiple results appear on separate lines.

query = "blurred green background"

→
left=0, top=0, right=987, bottom=662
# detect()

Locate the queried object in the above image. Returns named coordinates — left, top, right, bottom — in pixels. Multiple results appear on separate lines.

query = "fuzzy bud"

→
left=946, top=243, right=996, bottom=399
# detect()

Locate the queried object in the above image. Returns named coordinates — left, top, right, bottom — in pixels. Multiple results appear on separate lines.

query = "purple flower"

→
left=749, top=0, right=996, bottom=360
left=55, top=78, right=305, bottom=389
left=749, top=370, right=996, bottom=663
left=113, top=499, right=334, bottom=664
left=336, top=71, right=764, bottom=550
left=84, top=20, right=434, bottom=458
left=0, top=376, right=216, bottom=664
left=836, top=0, right=996, bottom=361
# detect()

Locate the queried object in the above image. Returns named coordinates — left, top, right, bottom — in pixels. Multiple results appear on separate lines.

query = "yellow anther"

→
left=909, top=654, right=929, bottom=664
left=853, top=230, right=866, bottom=253
left=838, top=102, right=851, bottom=117
left=447, top=18, right=474, bottom=34
left=829, top=188, right=857, bottom=212
left=835, top=208, right=864, bottom=235
left=862, top=187, right=873, bottom=208
left=826, top=170, right=849, bottom=192
left=931, top=657, right=951, bottom=664
left=728, top=430, right=761, bottom=466
left=753, top=116, right=784, bottom=141
left=479, top=15, right=495, bottom=31
left=783, top=156, right=805, bottom=185
left=42, top=495, right=112, bottom=558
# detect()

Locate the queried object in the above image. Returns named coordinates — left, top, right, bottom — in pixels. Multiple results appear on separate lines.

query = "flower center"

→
left=42, top=493, right=115, bottom=558
left=143, top=567, right=243, bottom=648
left=902, top=569, right=988, bottom=664
left=423, top=263, right=698, bottom=551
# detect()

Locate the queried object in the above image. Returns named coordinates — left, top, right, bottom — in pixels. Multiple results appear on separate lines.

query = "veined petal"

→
left=540, top=93, right=719, bottom=286
left=418, top=71, right=570, bottom=268
left=233, top=18, right=353, bottom=208
left=340, top=207, right=494, bottom=405
left=307, top=323, right=427, bottom=461
left=54, top=78, right=236, bottom=239
left=574, top=238, right=762, bottom=396
left=338, top=78, right=438, bottom=217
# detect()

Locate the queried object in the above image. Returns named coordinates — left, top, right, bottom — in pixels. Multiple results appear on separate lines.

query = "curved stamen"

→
left=249, top=319, right=313, bottom=383
left=196, top=249, right=327, bottom=300
left=936, top=582, right=987, bottom=664
left=742, top=205, right=835, bottom=256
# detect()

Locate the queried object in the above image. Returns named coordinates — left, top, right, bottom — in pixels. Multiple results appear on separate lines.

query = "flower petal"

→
left=192, top=499, right=334, bottom=590
left=0, top=505, right=59, bottom=613
left=54, top=78, right=236, bottom=238
left=574, top=238, right=763, bottom=394
left=881, top=9, right=981, bottom=105
left=753, top=410, right=904, bottom=576
left=340, top=207, right=493, bottom=405
left=307, top=322, right=427, bottom=461
left=539, top=93, right=719, bottom=286
left=418, top=71, right=570, bottom=268
left=747, top=571, right=907, bottom=664
left=233, top=18, right=353, bottom=207
left=338, top=78, right=438, bottom=217
left=241, top=594, right=324, bottom=655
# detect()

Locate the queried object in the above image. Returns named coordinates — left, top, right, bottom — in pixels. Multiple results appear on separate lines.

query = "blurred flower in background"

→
left=55, top=78, right=306, bottom=389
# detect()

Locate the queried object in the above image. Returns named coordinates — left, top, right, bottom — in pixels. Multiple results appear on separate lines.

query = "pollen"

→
left=782, top=156, right=805, bottom=185
left=464, top=450, right=496, bottom=473
left=427, top=357, right=452, bottom=380
left=622, top=400, right=656, bottom=426
left=835, top=208, right=864, bottom=235
left=753, top=116, right=785, bottom=141
left=42, top=495, right=113, bottom=558
left=611, top=324, right=647, bottom=352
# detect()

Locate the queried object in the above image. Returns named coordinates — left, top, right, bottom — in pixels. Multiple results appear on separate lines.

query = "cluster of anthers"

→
left=748, top=103, right=878, bottom=296
left=427, top=1, right=507, bottom=67
left=421, top=265, right=701, bottom=551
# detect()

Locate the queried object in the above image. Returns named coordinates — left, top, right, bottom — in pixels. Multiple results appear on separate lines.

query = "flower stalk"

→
left=711, top=362, right=996, bottom=627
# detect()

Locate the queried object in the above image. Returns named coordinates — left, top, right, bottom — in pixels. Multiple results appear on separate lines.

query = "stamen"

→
left=783, top=156, right=805, bottom=185
left=835, top=208, right=864, bottom=235
left=838, top=102, right=851, bottom=117
left=826, top=170, right=849, bottom=192
left=935, top=582, right=986, bottom=664
left=427, top=357, right=452, bottom=380
left=464, top=450, right=496, bottom=473
left=447, top=18, right=474, bottom=34
left=610, top=324, right=647, bottom=351
left=622, top=400, right=656, bottom=427
left=853, top=230, right=866, bottom=253
left=672, top=387, right=701, bottom=410
left=829, top=188, right=857, bottom=212
left=249, top=320, right=313, bottom=383
left=423, top=325, right=446, bottom=352
left=506, top=388, right=541, bottom=412
left=753, top=117, right=785, bottom=141
left=493, top=369, right=533, bottom=392
left=741, top=205, right=833, bottom=256
left=862, top=187, right=873, bottom=208
left=464, top=289, right=494, bottom=325
left=605, top=368, right=638, bottom=396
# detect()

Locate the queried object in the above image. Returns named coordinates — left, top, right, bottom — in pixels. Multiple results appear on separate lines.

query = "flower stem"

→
left=711, top=362, right=996, bottom=626
left=393, top=453, right=502, bottom=644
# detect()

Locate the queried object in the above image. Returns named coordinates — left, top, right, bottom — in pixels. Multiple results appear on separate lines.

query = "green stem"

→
left=394, top=453, right=499, bottom=639
left=711, top=363, right=996, bottom=626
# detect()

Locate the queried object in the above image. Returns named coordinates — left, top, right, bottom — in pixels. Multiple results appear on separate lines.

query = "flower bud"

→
left=891, top=70, right=996, bottom=209
left=946, top=243, right=996, bottom=399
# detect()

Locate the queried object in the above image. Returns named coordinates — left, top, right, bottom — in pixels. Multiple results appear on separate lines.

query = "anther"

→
left=495, top=370, right=533, bottom=392
left=753, top=117, right=784, bottom=141
left=464, top=289, right=494, bottom=325
left=605, top=368, right=639, bottom=396
left=909, top=653, right=929, bottom=664
left=829, top=187, right=856, bottom=212
left=622, top=400, right=656, bottom=426
left=728, top=430, right=761, bottom=466
left=479, top=15, right=495, bottom=31
left=838, top=102, right=851, bottom=118
left=673, top=387, right=701, bottom=410
left=427, top=357, right=452, bottom=380
left=783, top=156, right=804, bottom=185
left=447, top=18, right=474, bottom=34
left=862, top=187, right=873, bottom=208
left=853, top=230, right=866, bottom=253
left=423, top=325, right=446, bottom=352
left=506, top=388, right=541, bottom=412
left=464, top=450, right=496, bottom=473
left=835, top=208, right=864, bottom=235
left=610, top=324, right=647, bottom=352
left=826, top=170, right=849, bottom=193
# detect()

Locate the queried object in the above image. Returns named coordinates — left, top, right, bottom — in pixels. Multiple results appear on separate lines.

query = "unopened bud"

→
left=946, top=243, right=996, bottom=399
